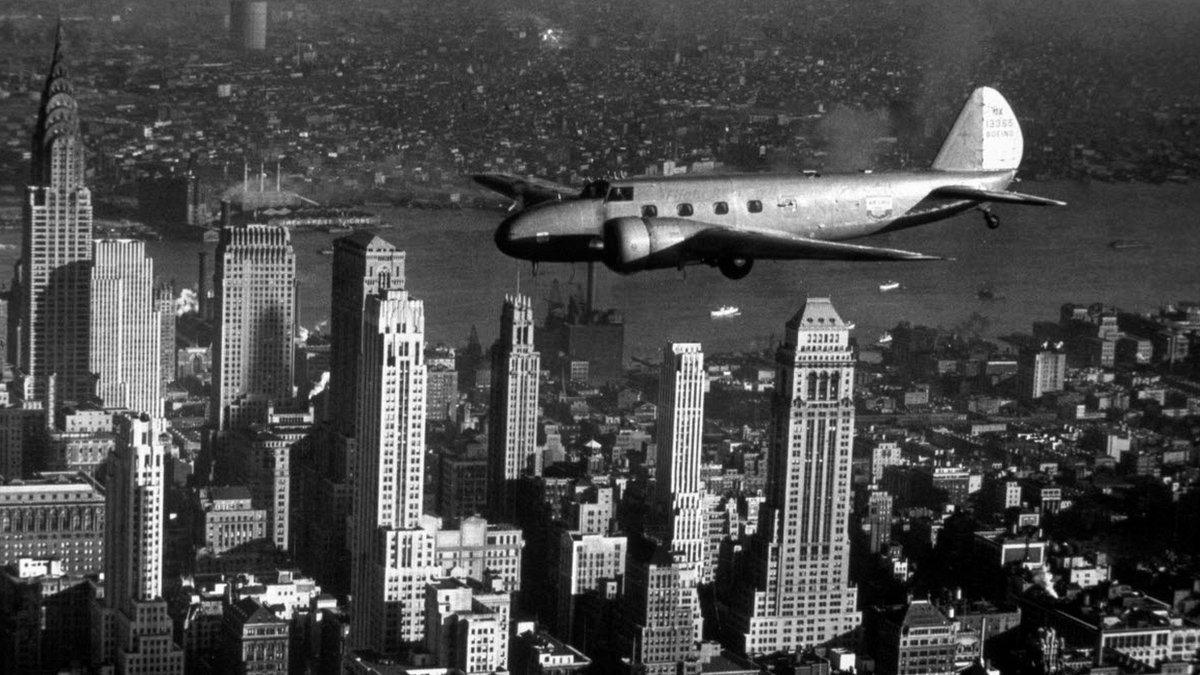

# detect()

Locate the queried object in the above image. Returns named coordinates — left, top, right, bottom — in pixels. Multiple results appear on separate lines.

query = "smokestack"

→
left=275, top=159, right=281, bottom=192
left=259, top=160, right=265, bottom=193
left=243, top=161, right=248, bottom=192
left=198, top=251, right=207, bottom=317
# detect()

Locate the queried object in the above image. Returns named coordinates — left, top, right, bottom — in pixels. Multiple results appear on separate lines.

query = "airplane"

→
left=476, top=87, right=1065, bottom=280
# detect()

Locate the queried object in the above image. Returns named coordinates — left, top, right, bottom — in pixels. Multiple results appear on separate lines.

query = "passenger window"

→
left=714, top=201, right=729, bottom=215
left=641, top=204, right=658, bottom=218
left=606, top=186, right=634, bottom=202
left=677, top=203, right=693, bottom=217
left=748, top=200, right=763, bottom=213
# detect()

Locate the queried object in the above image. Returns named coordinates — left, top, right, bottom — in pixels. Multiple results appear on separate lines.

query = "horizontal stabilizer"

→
left=930, top=185, right=1067, bottom=207
left=683, top=225, right=947, bottom=262
left=472, top=173, right=579, bottom=206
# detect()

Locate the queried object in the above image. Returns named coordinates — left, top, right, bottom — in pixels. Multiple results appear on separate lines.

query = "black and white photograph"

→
left=0, top=0, right=1198, bottom=672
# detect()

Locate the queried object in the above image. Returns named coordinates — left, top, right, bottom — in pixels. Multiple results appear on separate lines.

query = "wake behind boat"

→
left=879, top=280, right=901, bottom=292
left=711, top=305, right=741, bottom=319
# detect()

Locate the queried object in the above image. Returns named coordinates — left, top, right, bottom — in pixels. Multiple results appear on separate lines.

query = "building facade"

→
left=1018, top=346, right=1067, bottom=400
left=89, top=239, right=162, bottom=416
left=488, top=294, right=541, bottom=517
left=0, top=471, right=104, bottom=574
left=731, top=299, right=861, bottom=655
left=433, top=516, right=524, bottom=593
left=622, top=343, right=708, bottom=674
left=213, top=224, right=296, bottom=431
left=328, top=232, right=405, bottom=437
left=11, top=28, right=94, bottom=406
left=349, top=289, right=437, bottom=654
left=95, top=413, right=185, bottom=673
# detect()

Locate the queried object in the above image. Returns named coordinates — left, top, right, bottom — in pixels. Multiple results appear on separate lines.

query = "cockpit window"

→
left=581, top=180, right=611, bottom=199
left=606, top=186, right=634, bottom=202
left=677, top=203, right=694, bottom=217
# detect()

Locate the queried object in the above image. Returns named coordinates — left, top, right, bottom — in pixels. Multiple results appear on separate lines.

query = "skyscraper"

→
left=156, top=283, right=176, bottom=389
left=350, top=289, right=437, bottom=654
left=730, top=298, right=860, bottom=655
left=651, top=343, right=707, bottom=572
left=213, top=224, right=296, bottom=431
left=1018, top=344, right=1066, bottom=400
left=94, top=413, right=185, bottom=672
left=11, top=26, right=94, bottom=407
left=89, top=239, right=162, bottom=416
left=622, top=343, right=706, bottom=674
left=326, top=228, right=405, bottom=432
left=229, top=0, right=268, bottom=51
left=328, top=232, right=405, bottom=436
left=487, top=294, right=540, bottom=517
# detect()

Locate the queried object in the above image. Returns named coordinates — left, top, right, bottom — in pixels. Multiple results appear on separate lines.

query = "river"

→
left=0, top=180, right=1196, bottom=360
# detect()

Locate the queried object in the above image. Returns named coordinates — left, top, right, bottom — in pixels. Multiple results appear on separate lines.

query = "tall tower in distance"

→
left=487, top=293, right=540, bottom=518
left=213, top=223, right=296, bottom=431
left=328, top=232, right=405, bottom=437
left=731, top=298, right=860, bottom=656
left=229, top=0, right=268, bottom=51
left=11, top=24, right=94, bottom=407
left=350, top=289, right=437, bottom=654
left=156, top=282, right=176, bottom=390
left=95, top=413, right=185, bottom=672
left=89, top=239, right=162, bottom=416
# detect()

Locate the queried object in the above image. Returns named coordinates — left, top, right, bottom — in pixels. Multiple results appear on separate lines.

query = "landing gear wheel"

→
left=983, top=211, right=1000, bottom=229
left=718, top=257, right=754, bottom=280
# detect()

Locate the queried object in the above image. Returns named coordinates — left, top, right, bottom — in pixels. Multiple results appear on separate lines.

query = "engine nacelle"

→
left=601, top=217, right=707, bottom=274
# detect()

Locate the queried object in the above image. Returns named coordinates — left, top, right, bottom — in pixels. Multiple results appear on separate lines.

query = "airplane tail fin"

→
left=931, top=87, right=1024, bottom=172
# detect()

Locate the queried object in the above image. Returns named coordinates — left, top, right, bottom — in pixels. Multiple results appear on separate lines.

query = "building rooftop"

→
left=790, top=297, right=847, bottom=329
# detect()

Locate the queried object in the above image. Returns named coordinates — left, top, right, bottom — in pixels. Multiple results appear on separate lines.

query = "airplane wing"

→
left=681, top=224, right=946, bottom=262
left=472, top=173, right=580, bottom=207
left=930, top=185, right=1066, bottom=207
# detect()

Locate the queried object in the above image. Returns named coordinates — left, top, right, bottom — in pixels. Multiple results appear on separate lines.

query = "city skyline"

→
left=1, top=8, right=1200, bottom=675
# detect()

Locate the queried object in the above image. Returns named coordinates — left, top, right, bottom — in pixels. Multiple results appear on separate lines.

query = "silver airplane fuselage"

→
left=494, top=169, right=1014, bottom=263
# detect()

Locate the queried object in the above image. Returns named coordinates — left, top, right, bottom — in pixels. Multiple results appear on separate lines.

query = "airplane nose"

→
left=494, top=213, right=518, bottom=256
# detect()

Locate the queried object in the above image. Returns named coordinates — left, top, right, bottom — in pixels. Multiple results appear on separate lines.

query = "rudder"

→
left=931, top=87, right=1023, bottom=172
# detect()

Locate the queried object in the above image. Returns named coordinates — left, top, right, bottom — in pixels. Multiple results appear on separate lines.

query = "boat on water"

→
left=318, top=247, right=334, bottom=256
left=877, top=331, right=894, bottom=346
left=1109, top=239, right=1149, bottom=250
left=879, top=280, right=901, bottom=292
left=710, top=305, right=741, bottom=319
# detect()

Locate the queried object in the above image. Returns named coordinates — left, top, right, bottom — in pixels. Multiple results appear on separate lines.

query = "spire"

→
left=31, top=19, right=83, bottom=189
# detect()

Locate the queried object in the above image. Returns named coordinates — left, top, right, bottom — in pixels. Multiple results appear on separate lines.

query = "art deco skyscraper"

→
left=11, top=26, right=94, bottom=406
left=94, top=413, right=185, bottom=672
left=350, top=289, right=437, bottom=654
left=213, top=224, right=296, bottom=431
left=89, top=239, right=162, bottom=416
left=622, top=343, right=706, bottom=674
left=651, top=342, right=707, bottom=570
left=730, top=298, right=860, bottom=655
left=328, top=232, right=405, bottom=436
left=487, top=294, right=540, bottom=517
